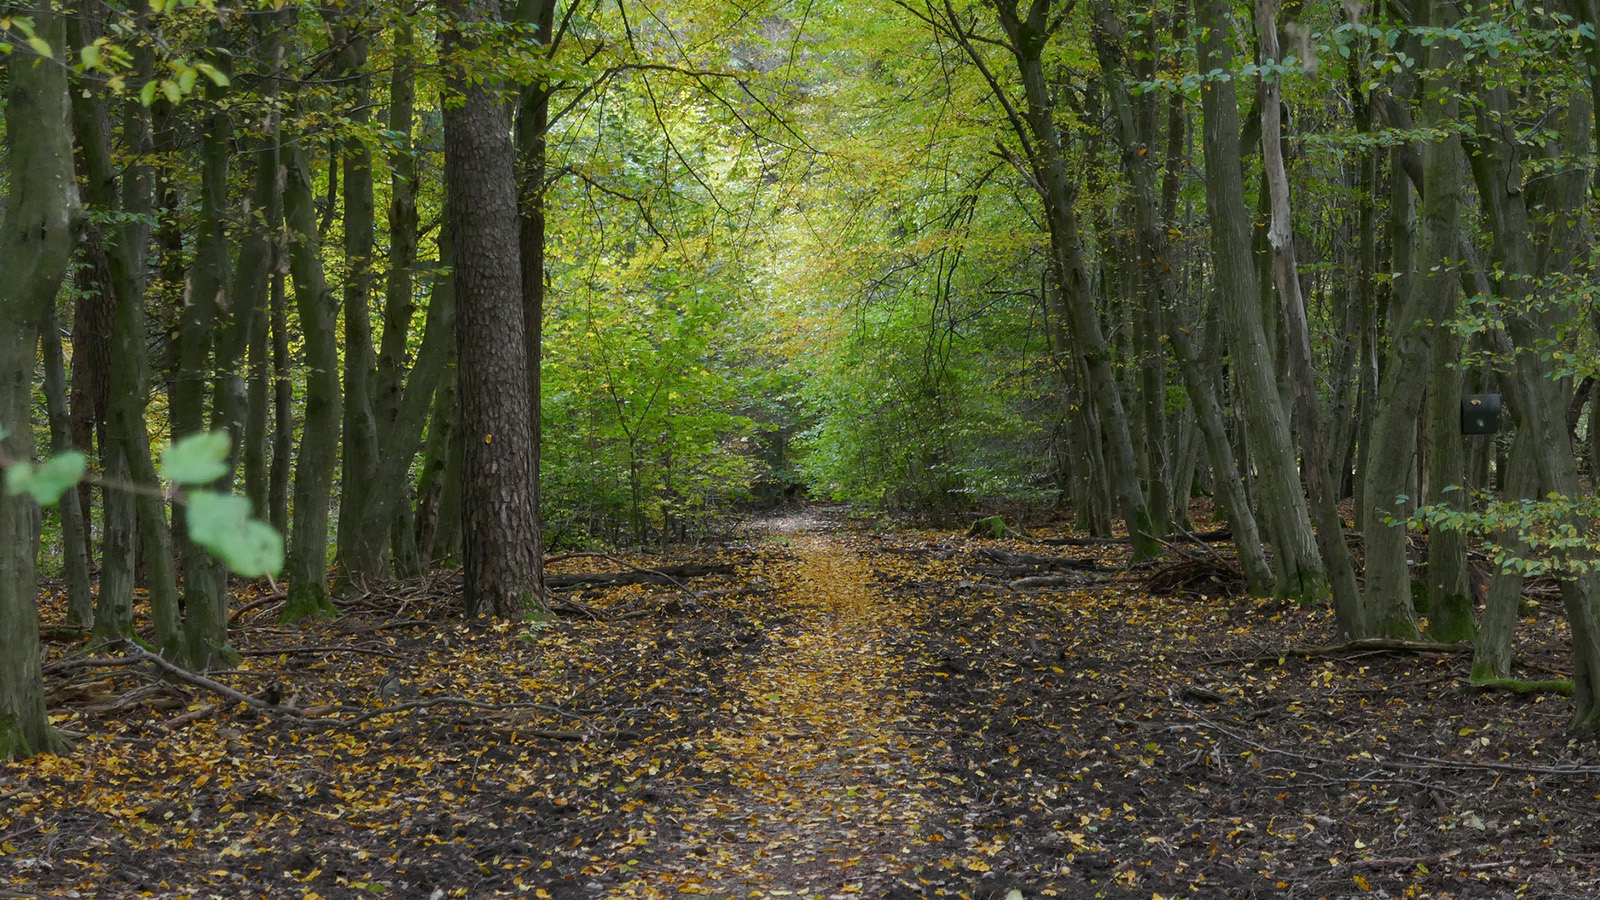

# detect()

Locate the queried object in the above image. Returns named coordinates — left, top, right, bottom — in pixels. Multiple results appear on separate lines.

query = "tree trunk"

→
left=1359, top=0, right=1462, bottom=640
left=282, top=143, right=343, bottom=620
left=1467, top=75, right=1600, bottom=733
left=353, top=268, right=453, bottom=576
left=1194, top=0, right=1326, bottom=603
left=370, top=21, right=422, bottom=573
left=1423, top=326, right=1475, bottom=642
left=172, top=97, right=235, bottom=670
left=444, top=0, right=546, bottom=617
left=41, top=300, right=94, bottom=629
left=0, top=3, right=78, bottom=758
left=1472, top=431, right=1536, bottom=680
left=516, top=0, right=557, bottom=553
left=1254, top=0, right=1364, bottom=633
left=1090, top=0, right=1271, bottom=592
left=336, top=6, right=381, bottom=585
left=993, top=0, right=1157, bottom=559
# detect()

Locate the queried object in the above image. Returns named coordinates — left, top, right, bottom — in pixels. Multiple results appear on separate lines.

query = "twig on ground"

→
left=240, top=645, right=402, bottom=660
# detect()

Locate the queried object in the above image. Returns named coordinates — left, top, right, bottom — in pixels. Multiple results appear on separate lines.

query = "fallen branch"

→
left=1271, top=639, right=1474, bottom=658
left=1464, top=677, right=1573, bottom=697
left=1037, top=527, right=1232, bottom=547
left=160, top=703, right=219, bottom=731
left=42, top=655, right=139, bottom=675
left=1008, top=574, right=1097, bottom=590
left=118, top=641, right=306, bottom=719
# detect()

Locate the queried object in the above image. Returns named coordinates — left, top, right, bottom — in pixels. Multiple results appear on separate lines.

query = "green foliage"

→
left=185, top=491, right=284, bottom=578
left=1415, top=488, right=1600, bottom=578
left=160, top=431, right=231, bottom=485
left=2, top=424, right=282, bottom=578
left=4, top=451, right=86, bottom=507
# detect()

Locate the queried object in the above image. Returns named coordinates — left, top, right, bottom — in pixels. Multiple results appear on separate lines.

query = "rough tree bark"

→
left=0, top=3, right=78, bottom=758
left=444, top=0, right=547, bottom=617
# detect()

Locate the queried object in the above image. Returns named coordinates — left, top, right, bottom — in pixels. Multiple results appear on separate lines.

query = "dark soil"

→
left=4, top=509, right=1598, bottom=900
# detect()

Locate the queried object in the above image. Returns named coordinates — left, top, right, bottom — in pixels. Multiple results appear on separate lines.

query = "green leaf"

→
left=139, top=79, right=157, bottom=106
left=5, top=452, right=87, bottom=506
left=161, top=430, right=230, bottom=484
left=160, top=78, right=181, bottom=105
left=80, top=43, right=100, bottom=69
left=177, top=65, right=196, bottom=94
left=195, top=61, right=229, bottom=86
left=26, top=34, right=50, bottom=58
left=186, top=491, right=284, bottom=577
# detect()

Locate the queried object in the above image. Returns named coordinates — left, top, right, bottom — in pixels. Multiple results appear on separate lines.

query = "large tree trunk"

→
left=1194, top=0, right=1326, bottom=603
left=0, top=3, right=78, bottom=758
left=444, top=0, right=546, bottom=617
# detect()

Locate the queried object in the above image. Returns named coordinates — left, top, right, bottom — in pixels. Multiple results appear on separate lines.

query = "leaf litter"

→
left=5, top=507, right=1600, bottom=899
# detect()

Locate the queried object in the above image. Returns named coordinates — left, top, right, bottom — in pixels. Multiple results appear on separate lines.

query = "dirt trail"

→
left=613, top=517, right=945, bottom=898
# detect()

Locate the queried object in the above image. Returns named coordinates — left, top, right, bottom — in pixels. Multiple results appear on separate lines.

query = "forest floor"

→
left=5, top=506, right=1600, bottom=900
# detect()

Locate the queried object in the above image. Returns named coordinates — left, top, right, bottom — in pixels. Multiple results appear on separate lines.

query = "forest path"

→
left=613, top=512, right=946, bottom=898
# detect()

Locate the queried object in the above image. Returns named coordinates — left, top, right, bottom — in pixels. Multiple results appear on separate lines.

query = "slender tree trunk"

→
left=172, top=96, right=235, bottom=670
left=336, top=7, right=380, bottom=585
left=444, top=0, right=546, bottom=617
left=241, top=37, right=283, bottom=522
left=516, top=0, right=557, bottom=551
left=354, top=269, right=453, bottom=575
left=992, top=0, right=1157, bottom=559
left=370, top=21, right=422, bottom=572
left=282, top=144, right=343, bottom=620
left=1195, top=0, right=1326, bottom=602
left=269, top=268, right=292, bottom=536
left=1423, top=324, right=1475, bottom=641
left=41, top=303, right=94, bottom=629
left=1254, top=0, right=1364, bottom=633
left=0, top=3, right=78, bottom=758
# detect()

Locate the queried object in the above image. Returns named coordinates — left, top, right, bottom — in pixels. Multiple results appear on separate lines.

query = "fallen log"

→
left=545, top=562, right=736, bottom=590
